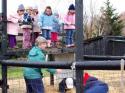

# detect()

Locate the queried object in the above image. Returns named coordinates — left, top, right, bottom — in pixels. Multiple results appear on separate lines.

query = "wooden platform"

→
left=4, top=47, right=75, bottom=57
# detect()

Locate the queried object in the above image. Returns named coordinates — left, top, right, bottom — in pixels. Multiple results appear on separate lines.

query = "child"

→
left=59, top=73, right=108, bottom=93
left=59, top=77, right=74, bottom=93
left=7, top=4, right=25, bottom=49
left=64, top=4, right=75, bottom=48
left=21, top=6, right=34, bottom=49
left=51, top=12, right=60, bottom=47
left=83, top=73, right=109, bottom=93
left=23, top=36, right=60, bottom=93
left=31, top=5, right=40, bottom=46
left=38, top=6, right=58, bottom=47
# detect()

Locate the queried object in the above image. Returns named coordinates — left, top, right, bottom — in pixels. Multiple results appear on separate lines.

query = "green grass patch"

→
left=0, top=67, right=51, bottom=79
left=7, top=67, right=50, bottom=78
left=7, top=67, right=23, bottom=79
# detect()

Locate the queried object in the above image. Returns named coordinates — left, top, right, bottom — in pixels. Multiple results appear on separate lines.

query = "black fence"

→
left=84, top=36, right=125, bottom=56
left=0, top=59, right=125, bottom=93
left=1, top=36, right=125, bottom=58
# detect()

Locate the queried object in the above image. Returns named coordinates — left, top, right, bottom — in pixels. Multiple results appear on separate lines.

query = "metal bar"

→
left=0, top=60, right=72, bottom=68
left=75, top=0, right=84, bottom=93
left=109, top=39, right=125, bottom=43
left=1, top=60, right=125, bottom=70
left=2, top=65, right=7, bottom=93
left=84, top=55, right=125, bottom=60
left=76, top=61, right=125, bottom=70
left=1, top=0, right=7, bottom=55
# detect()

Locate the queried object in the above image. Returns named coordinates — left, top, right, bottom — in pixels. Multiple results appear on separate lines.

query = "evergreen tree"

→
left=101, top=0, right=124, bottom=35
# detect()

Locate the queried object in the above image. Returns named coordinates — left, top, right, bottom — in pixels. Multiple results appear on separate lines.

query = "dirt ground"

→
left=7, top=77, right=75, bottom=93
left=1, top=70, right=125, bottom=93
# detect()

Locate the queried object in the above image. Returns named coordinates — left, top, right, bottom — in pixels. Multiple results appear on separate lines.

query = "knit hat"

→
left=32, top=5, right=38, bottom=10
left=25, top=6, right=33, bottom=10
left=65, top=78, right=74, bottom=89
left=17, top=4, right=25, bottom=11
left=68, top=4, right=75, bottom=10
left=83, top=72, right=90, bottom=86
left=35, top=36, right=47, bottom=46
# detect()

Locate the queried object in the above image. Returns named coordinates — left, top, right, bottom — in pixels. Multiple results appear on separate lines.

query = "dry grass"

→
left=1, top=70, right=125, bottom=93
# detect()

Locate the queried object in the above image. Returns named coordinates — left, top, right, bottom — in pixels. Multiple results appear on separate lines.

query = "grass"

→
left=7, top=67, right=23, bottom=79
left=0, top=66, right=50, bottom=79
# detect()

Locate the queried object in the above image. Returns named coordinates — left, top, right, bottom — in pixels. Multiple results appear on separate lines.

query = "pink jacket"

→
left=7, top=13, right=22, bottom=35
left=64, top=14, right=75, bottom=30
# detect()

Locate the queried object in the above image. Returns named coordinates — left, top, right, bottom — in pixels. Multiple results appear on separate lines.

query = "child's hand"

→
left=56, top=69, right=62, bottom=73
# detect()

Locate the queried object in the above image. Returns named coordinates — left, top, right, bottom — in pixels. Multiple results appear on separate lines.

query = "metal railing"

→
left=0, top=59, right=125, bottom=93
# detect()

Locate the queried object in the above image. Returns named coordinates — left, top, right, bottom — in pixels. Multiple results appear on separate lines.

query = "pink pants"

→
left=23, top=28, right=31, bottom=49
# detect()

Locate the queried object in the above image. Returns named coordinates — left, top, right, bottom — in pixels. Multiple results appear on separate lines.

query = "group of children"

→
left=6, top=3, right=109, bottom=93
left=7, top=4, right=40, bottom=49
left=7, top=4, right=76, bottom=49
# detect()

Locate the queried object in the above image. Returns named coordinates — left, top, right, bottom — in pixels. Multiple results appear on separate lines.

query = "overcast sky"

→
left=0, top=0, right=75, bottom=15
left=0, top=0, right=125, bottom=15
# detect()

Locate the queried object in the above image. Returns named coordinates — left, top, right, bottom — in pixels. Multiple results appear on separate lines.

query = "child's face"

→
left=39, top=42, right=47, bottom=50
left=33, top=9, right=38, bottom=15
left=17, top=10, right=25, bottom=15
left=69, top=10, right=75, bottom=14
left=26, top=9, right=33, bottom=15
left=45, top=8, right=52, bottom=15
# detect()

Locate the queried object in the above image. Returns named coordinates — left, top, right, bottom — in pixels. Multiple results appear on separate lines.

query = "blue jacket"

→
left=84, top=77, right=108, bottom=93
left=23, top=46, right=56, bottom=79
left=39, top=13, right=59, bottom=30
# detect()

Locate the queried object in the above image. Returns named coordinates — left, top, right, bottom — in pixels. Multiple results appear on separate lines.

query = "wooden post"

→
left=49, top=54, right=54, bottom=85
left=75, top=0, right=84, bottom=93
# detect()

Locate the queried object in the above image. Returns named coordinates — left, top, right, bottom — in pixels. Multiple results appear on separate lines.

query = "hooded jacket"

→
left=38, top=13, right=59, bottom=30
left=83, top=73, right=108, bottom=93
left=23, top=46, right=56, bottom=79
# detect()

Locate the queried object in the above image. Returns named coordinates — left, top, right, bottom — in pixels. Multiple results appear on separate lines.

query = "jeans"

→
left=24, top=78, right=44, bottom=93
left=65, top=29, right=75, bottom=45
left=42, top=29, right=51, bottom=40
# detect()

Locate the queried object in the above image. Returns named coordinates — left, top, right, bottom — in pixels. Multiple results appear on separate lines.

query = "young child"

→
left=38, top=6, right=58, bottom=47
left=59, top=73, right=108, bottom=93
left=83, top=73, right=109, bottom=93
left=31, top=5, right=40, bottom=46
left=64, top=4, right=75, bottom=48
left=21, top=6, right=34, bottom=49
left=59, top=77, right=74, bottom=93
left=7, top=4, right=25, bottom=49
left=51, top=12, right=60, bottom=47
left=23, top=36, right=60, bottom=93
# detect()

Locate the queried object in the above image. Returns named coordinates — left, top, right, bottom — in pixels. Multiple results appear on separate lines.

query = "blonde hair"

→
left=35, top=36, right=47, bottom=46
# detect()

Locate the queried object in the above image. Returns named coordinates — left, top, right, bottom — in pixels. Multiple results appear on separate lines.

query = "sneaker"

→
left=14, top=46, right=19, bottom=49
left=70, top=44, right=75, bottom=47
left=8, top=47, right=13, bottom=50
left=66, top=45, right=71, bottom=48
